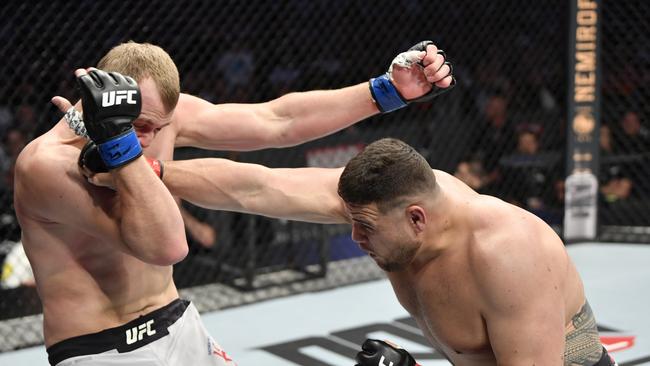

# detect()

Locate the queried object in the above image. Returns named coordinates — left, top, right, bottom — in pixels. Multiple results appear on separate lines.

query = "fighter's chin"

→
left=373, top=257, right=407, bottom=272
left=378, top=262, right=402, bottom=272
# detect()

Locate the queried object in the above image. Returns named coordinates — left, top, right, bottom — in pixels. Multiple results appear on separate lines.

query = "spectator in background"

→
left=0, top=239, right=35, bottom=289
left=538, top=176, right=566, bottom=228
left=216, top=44, right=255, bottom=102
left=477, top=94, right=516, bottom=165
left=268, top=53, right=302, bottom=98
left=505, top=127, right=545, bottom=207
left=14, top=103, right=38, bottom=138
left=454, top=152, right=492, bottom=193
left=0, top=149, right=32, bottom=291
left=0, top=127, right=27, bottom=190
left=456, top=93, right=515, bottom=196
left=599, top=124, right=633, bottom=202
left=0, top=129, right=26, bottom=275
left=613, top=110, right=650, bottom=153
left=516, top=126, right=541, bottom=155
left=499, top=125, right=561, bottom=225
left=0, top=158, right=20, bottom=242
left=0, top=106, right=13, bottom=138
left=4, top=127, right=28, bottom=160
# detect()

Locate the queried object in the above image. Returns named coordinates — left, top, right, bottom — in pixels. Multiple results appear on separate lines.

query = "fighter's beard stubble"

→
left=377, top=240, right=420, bottom=272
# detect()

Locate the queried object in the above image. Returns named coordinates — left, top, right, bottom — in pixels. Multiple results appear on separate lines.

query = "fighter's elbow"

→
left=159, top=242, right=189, bottom=265
left=136, top=239, right=189, bottom=266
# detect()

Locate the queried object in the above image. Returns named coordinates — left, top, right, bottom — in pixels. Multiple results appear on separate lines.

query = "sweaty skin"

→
left=151, top=159, right=593, bottom=366
left=15, top=78, right=186, bottom=346
left=348, top=170, right=586, bottom=365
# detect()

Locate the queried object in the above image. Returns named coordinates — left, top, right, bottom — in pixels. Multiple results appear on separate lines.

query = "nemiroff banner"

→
left=564, top=0, right=601, bottom=241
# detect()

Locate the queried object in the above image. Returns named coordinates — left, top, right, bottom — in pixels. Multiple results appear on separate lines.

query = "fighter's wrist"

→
left=97, top=129, right=143, bottom=169
left=368, top=74, right=408, bottom=113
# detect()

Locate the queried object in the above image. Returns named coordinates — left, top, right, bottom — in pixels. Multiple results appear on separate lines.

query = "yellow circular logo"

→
left=573, top=112, right=595, bottom=135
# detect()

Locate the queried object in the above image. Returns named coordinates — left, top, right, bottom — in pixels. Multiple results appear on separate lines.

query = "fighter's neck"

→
left=408, top=189, right=467, bottom=271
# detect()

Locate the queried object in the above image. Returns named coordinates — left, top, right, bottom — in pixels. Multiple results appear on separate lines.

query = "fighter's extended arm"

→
left=53, top=42, right=454, bottom=152
left=161, top=158, right=349, bottom=224
left=173, top=41, right=454, bottom=150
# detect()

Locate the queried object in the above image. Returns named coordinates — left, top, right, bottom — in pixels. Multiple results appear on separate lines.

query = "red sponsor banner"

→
left=601, top=335, right=635, bottom=353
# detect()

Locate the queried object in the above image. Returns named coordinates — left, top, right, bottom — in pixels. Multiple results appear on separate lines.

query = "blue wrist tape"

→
left=369, top=74, right=407, bottom=113
left=97, top=130, right=143, bottom=169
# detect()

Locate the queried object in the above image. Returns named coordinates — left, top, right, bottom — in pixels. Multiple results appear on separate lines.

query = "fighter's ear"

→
left=406, top=205, right=426, bottom=232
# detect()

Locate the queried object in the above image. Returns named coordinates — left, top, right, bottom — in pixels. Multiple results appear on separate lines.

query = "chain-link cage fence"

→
left=598, top=0, right=650, bottom=241
left=0, top=0, right=648, bottom=352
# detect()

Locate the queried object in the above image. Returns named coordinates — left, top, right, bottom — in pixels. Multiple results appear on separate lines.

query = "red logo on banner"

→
left=600, top=336, right=635, bottom=353
left=213, top=348, right=233, bottom=362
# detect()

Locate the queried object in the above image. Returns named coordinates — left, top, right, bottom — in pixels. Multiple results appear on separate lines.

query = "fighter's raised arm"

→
left=52, top=41, right=454, bottom=152
left=172, top=41, right=453, bottom=150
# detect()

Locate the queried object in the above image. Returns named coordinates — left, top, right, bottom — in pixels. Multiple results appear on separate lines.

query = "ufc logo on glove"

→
left=102, top=90, right=138, bottom=107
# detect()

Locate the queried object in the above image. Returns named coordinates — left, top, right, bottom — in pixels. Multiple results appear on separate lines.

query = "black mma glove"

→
left=369, top=40, right=455, bottom=113
left=79, top=140, right=164, bottom=179
left=78, top=140, right=108, bottom=174
left=77, top=69, right=142, bottom=169
left=355, top=339, right=420, bottom=366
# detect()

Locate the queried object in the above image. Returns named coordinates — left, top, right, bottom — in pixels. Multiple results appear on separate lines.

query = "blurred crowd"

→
left=452, top=91, right=650, bottom=227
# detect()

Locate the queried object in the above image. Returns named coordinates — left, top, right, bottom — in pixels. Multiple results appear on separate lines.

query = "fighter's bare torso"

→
left=387, top=171, right=585, bottom=365
left=16, top=118, right=181, bottom=346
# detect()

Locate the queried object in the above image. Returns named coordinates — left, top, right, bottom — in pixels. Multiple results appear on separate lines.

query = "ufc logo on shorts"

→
left=102, top=90, right=137, bottom=107
left=378, top=356, right=394, bottom=366
left=125, top=319, right=156, bottom=345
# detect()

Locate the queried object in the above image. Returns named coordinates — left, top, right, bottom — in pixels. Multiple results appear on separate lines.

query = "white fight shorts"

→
left=46, top=299, right=235, bottom=365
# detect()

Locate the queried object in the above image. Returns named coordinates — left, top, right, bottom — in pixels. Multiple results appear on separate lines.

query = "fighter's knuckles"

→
left=421, top=51, right=438, bottom=67
left=436, top=64, right=452, bottom=79
left=425, top=44, right=439, bottom=57
left=434, top=75, right=454, bottom=88
left=423, top=64, right=442, bottom=80
left=436, top=52, right=448, bottom=68
left=371, top=40, right=454, bottom=112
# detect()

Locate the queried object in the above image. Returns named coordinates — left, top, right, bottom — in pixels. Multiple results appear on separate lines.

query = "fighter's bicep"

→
left=174, top=94, right=275, bottom=150
left=69, top=185, right=123, bottom=240
left=483, top=297, right=565, bottom=365
left=473, top=236, right=566, bottom=364
left=241, top=166, right=348, bottom=224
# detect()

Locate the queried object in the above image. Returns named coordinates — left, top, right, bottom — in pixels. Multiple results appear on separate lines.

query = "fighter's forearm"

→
left=162, top=158, right=349, bottom=224
left=265, top=83, right=379, bottom=147
left=113, top=158, right=188, bottom=265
